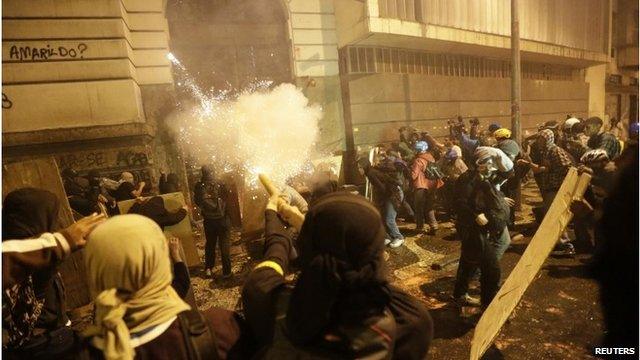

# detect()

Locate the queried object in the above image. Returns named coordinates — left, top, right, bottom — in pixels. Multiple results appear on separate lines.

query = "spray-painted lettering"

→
left=2, top=93, right=13, bottom=109
left=8, top=43, right=89, bottom=62
left=116, top=151, right=149, bottom=167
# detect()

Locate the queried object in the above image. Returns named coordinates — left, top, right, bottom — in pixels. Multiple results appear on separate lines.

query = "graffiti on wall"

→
left=8, top=43, right=89, bottom=62
left=57, top=148, right=151, bottom=172
left=2, top=93, right=12, bottom=109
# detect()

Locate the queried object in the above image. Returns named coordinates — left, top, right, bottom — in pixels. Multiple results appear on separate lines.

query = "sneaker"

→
left=552, top=242, right=576, bottom=256
left=389, top=238, right=405, bottom=248
left=384, top=238, right=392, bottom=246
left=452, top=294, right=481, bottom=307
left=205, top=268, right=213, bottom=278
left=427, top=225, right=438, bottom=235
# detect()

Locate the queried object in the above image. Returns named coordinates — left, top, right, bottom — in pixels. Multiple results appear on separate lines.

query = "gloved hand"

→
left=278, top=201, right=305, bottom=231
left=504, top=197, right=515, bottom=207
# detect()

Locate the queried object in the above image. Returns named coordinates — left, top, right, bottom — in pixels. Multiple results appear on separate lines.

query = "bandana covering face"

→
left=83, top=215, right=190, bottom=360
left=287, top=193, right=391, bottom=345
left=539, top=129, right=555, bottom=150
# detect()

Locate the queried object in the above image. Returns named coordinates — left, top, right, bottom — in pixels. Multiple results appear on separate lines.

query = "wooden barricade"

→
left=469, top=168, right=591, bottom=360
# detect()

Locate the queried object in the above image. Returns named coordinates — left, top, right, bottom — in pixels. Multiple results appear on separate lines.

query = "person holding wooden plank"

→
left=518, top=129, right=576, bottom=256
left=452, top=147, right=513, bottom=309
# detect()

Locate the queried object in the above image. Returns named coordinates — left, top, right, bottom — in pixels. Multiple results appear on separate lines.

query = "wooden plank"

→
left=469, top=168, right=592, bottom=360
left=117, top=192, right=201, bottom=268
left=2, top=157, right=91, bottom=309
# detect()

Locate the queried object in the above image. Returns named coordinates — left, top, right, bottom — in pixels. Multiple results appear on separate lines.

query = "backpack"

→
left=178, top=310, right=220, bottom=360
left=198, top=182, right=226, bottom=219
left=424, top=163, right=445, bottom=181
left=256, top=290, right=396, bottom=360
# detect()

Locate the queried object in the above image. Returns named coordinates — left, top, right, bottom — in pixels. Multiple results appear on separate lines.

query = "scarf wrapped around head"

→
left=287, top=193, right=391, bottom=345
left=539, top=129, right=555, bottom=150
left=83, top=214, right=190, bottom=360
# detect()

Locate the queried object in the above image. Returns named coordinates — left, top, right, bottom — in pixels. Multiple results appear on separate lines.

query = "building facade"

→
left=1, top=0, right=637, bottom=186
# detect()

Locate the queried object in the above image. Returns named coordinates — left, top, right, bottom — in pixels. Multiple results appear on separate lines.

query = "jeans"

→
left=453, top=226, right=511, bottom=307
left=384, top=199, right=404, bottom=240
left=203, top=218, right=231, bottom=275
left=414, top=188, right=437, bottom=229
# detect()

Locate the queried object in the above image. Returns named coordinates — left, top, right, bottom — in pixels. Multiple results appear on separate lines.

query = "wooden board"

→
left=2, top=157, right=91, bottom=309
left=118, top=192, right=201, bottom=267
left=469, top=168, right=591, bottom=360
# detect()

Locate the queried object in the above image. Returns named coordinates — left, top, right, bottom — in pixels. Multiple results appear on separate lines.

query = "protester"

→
left=452, top=147, right=512, bottom=308
left=562, top=118, right=590, bottom=161
left=62, top=168, right=95, bottom=216
left=113, top=172, right=146, bottom=202
left=86, top=169, right=118, bottom=216
left=159, top=171, right=181, bottom=194
left=590, top=146, right=638, bottom=349
left=2, top=190, right=106, bottom=359
left=398, top=126, right=417, bottom=160
left=76, top=214, right=250, bottom=359
left=493, top=128, right=525, bottom=226
left=242, top=192, right=433, bottom=359
left=411, top=141, right=444, bottom=235
left=380, top=150, right=415, bottom=222
left=194, top=165, right=232, bottom=279
left=128, top=196, right=188, bottom=230
left=357, top=157, right=405, bottom=247
left=439, top=148, right=468, bottom=217
left=518, top=129, right=576, bottom=255
left=584, top=116, right=621, bottom=160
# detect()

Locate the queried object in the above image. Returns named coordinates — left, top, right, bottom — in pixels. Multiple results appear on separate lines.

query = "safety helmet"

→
left=414, top=141, right=429, bottom=153
left=580, top=149, right=609, bottom=164
left=563, top=117, right=580, bottom=132
left=493, top=128, right=512, bottom=140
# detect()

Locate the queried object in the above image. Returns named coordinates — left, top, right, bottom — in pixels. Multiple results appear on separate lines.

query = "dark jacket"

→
left=453, top=171, right=510, bottom=235
left=2, top=188, right=68, bottom=349
left=243, top=194, right=432, bottom=359
left=194, top=181, right=228, bottom=220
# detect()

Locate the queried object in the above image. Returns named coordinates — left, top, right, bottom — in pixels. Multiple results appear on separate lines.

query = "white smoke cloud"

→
left=171, top=83, right=322, bottom=185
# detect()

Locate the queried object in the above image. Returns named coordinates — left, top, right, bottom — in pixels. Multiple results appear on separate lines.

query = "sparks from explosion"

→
left=166, top=53, right=322, bottom=188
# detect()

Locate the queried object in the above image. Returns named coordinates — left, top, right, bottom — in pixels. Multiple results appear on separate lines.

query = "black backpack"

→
left=199, top=183, right=226, bottom=219
left=255, top=290, right=396, bottom=360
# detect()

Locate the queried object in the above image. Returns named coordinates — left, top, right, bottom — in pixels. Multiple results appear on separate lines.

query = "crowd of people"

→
left=1, top=114, right=637, bottom=359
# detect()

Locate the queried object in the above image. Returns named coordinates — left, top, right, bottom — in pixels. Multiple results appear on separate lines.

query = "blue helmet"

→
left=414, top=141, right=429, bottom=153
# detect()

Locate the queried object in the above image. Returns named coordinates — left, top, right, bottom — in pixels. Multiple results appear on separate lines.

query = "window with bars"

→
left=340, top=46, right=575, bottom=81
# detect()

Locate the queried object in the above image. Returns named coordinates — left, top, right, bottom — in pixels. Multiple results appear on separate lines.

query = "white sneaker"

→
left=205, top=268, right=213, bottom=277
left=389, top=238, right=405, bottom=248
left=384, top=238, right=392, bottom=246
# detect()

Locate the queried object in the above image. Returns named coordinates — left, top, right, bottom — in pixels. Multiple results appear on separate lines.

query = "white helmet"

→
left=563, top=117, right=581, bottom=132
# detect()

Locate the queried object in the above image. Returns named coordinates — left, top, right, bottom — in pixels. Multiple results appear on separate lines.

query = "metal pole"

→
left=511, top=0, right=521, bottom=144
left=511, top=0, right=522, bottom=211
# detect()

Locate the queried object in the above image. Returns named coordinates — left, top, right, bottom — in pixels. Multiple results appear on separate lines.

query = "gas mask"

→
left=476, top=157, right=498, bottom=179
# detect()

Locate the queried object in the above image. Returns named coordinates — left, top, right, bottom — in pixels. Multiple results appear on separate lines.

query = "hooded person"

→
left=242, top=192, right=433, bottom=359
left=451, top=150, right=512, bottom=308
left=2, top=188, right=74, bottom=359
left=159, top=172, right=180, bottom=195
left=77, top=214, right=248, bottom=359
left=194, top=165, right=232, bottom=278
left=518, top=129, right=576, bottom=255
